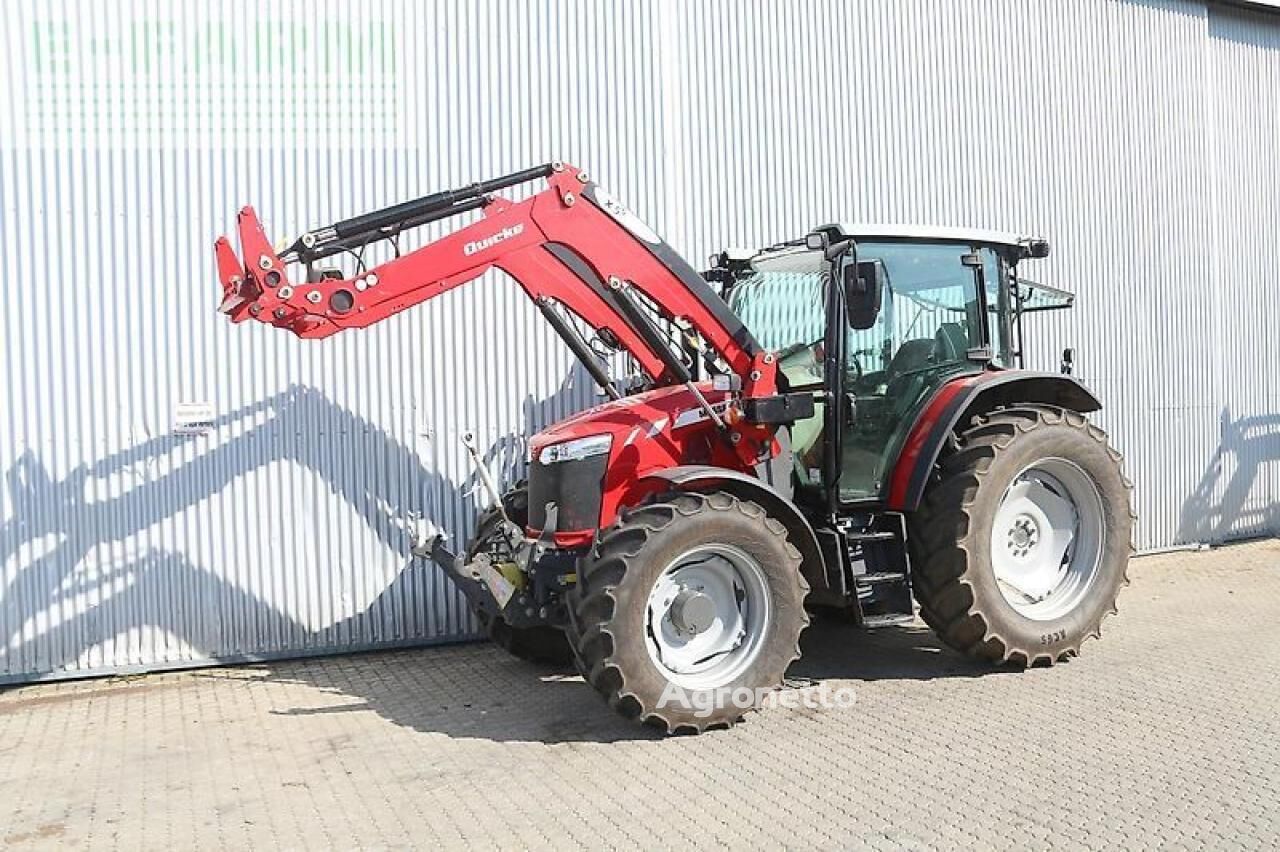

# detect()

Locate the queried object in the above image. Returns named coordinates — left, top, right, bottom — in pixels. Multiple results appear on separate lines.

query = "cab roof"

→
left=821, top=222, right=1042, bottom=249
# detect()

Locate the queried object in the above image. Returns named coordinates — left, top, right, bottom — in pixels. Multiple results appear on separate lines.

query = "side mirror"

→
left=839, top=256, right=885, bottom=330
left=1025, top=239, right=1051, bottom=259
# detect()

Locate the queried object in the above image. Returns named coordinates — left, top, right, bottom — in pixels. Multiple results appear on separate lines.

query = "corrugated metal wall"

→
left=1, top=0, right=1277, bottom=682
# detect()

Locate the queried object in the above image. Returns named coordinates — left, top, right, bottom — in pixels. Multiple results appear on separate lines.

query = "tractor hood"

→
left=529, top=384, right=730, bottom=466
left=525, top=384, right=736, bottom=546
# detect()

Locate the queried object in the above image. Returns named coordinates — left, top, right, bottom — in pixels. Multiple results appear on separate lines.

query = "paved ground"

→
left=2, top=543, right=1279, bottom=850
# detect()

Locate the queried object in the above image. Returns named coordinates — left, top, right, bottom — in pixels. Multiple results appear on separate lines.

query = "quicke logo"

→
left=463, top=224, right=524, bottom=256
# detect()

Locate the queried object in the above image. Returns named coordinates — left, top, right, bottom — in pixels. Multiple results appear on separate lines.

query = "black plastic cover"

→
left=742, top=392, right=816, bottom=425
left=527, top=453, right=609, bottom=533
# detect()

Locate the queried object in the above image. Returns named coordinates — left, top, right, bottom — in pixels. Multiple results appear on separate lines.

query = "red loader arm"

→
left=214, top=162, right=779, bottom=403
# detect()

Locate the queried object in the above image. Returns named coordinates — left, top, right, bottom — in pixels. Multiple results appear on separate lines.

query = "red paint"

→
left=886, top=373, right=987, bottom=509
left=526, top=384, right=759, bottom=537
left=214, top=165, right=777, bottom=397
left=217, top=163, right=781, bottom=540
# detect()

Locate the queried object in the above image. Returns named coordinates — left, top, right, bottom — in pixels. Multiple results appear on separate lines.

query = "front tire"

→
left=567, top=491, right=809, bottom=733
left=909, top=406, right=1134, bottom=666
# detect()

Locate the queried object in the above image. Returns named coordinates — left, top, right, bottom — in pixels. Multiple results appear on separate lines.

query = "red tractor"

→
left=216, top=163, right=1133, bottom=733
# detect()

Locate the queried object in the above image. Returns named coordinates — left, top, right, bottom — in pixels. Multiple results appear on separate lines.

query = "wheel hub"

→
left=669, top=587, right=716, bottom=635
left=1007, top=514, right=1041, bottom=557
left=643, top=544, right=772, bottom=689
left=989, top=458, right=1106, bottom=621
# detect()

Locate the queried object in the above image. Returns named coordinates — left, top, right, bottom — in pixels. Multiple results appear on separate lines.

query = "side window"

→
left=724, top=256, right=830, bottom=490
left=727, top=266, right=826, bottom=353
left=850, top=242, right=984, bottom=383
left=839, top=242, right=988, bottom=500
left=985, top=252, right=1009, bottom=366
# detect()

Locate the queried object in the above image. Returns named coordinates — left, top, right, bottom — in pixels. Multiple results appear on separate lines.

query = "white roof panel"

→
left=824, top=222, right=1040, bottom=249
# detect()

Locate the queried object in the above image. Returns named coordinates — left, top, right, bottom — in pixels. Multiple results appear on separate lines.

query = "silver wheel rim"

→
left=644, top=543, right=772, bottom=690
left=990, top=458, right=1106, bottom=622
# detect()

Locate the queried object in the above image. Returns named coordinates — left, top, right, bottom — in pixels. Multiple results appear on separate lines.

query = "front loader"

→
left=215, top=162, right=1134, bottom=733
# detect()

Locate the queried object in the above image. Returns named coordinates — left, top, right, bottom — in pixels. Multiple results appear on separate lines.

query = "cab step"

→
left=856, top=571, right=907, bottom=585
left=861, top=613, right=916, bottom=628
left=839, top=514, right=915, bottom=624
left=845, top=530, right=899, bottom=542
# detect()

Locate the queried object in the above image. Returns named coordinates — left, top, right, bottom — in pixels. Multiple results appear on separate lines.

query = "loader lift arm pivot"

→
left=214, top=162, right=780, bottom=409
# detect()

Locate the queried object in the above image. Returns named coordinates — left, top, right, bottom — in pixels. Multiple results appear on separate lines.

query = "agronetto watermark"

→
left=658, top=682, right=858, bottom=718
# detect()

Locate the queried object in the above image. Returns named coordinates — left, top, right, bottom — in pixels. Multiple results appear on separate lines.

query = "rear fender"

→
left=886, top=371, right=1102, bottom=511
left=638, top=465, right=827, bottom=593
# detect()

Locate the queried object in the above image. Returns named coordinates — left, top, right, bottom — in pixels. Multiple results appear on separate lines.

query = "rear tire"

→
left=466, top=485, right=573, bottom=667
left=567, top=491, right=809, bottom=733
left=908, top=406, right=1134, bottom=666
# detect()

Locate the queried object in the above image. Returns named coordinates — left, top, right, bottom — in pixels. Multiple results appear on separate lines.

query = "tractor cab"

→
left=723, top=225, right=1065, bottom=503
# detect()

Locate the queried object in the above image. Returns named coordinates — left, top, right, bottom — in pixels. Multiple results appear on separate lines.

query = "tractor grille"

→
left=527, top=454, right=609, bottom=535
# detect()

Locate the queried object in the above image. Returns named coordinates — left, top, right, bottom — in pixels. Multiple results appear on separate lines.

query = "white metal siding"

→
left=1198, top=6, right=1280, bottom=541
left=0, top=0, right=1277, bottom=681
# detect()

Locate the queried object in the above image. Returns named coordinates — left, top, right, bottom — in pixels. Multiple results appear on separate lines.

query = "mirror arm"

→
left=824, top=238, right=854, bottom=262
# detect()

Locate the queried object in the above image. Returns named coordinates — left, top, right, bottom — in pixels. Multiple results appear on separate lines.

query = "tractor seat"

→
left=887, top=324, right=971, bottom=380
left=882, top=326, right=972, bottom=419
left=935, top=322, right=969, bottom=361
left=885, top=338, right=937, bottom=376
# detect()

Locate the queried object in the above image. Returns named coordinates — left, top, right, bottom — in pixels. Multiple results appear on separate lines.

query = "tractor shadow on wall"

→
left=1178, top=408, right=1280, bottom=544
left=0, top=371, right=590, bottom=687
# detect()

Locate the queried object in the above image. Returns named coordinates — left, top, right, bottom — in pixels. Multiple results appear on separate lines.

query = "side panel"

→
left=886, top=371, right=1103, bottom=511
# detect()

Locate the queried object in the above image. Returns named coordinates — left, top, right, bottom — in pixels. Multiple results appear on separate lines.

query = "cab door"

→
left=834, top=241, right=997, bottom=502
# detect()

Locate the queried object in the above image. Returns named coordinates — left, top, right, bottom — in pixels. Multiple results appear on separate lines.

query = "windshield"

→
left=723, top=248, right=828, bottom=353
left=726, top=242, right=998, bottom=364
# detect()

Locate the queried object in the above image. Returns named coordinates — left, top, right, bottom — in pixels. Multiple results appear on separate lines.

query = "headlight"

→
left=538, top=434, right=613, bottom=465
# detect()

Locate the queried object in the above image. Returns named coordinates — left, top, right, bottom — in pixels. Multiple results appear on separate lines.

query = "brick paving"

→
left=2, top=541, right=1278, bottom=850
